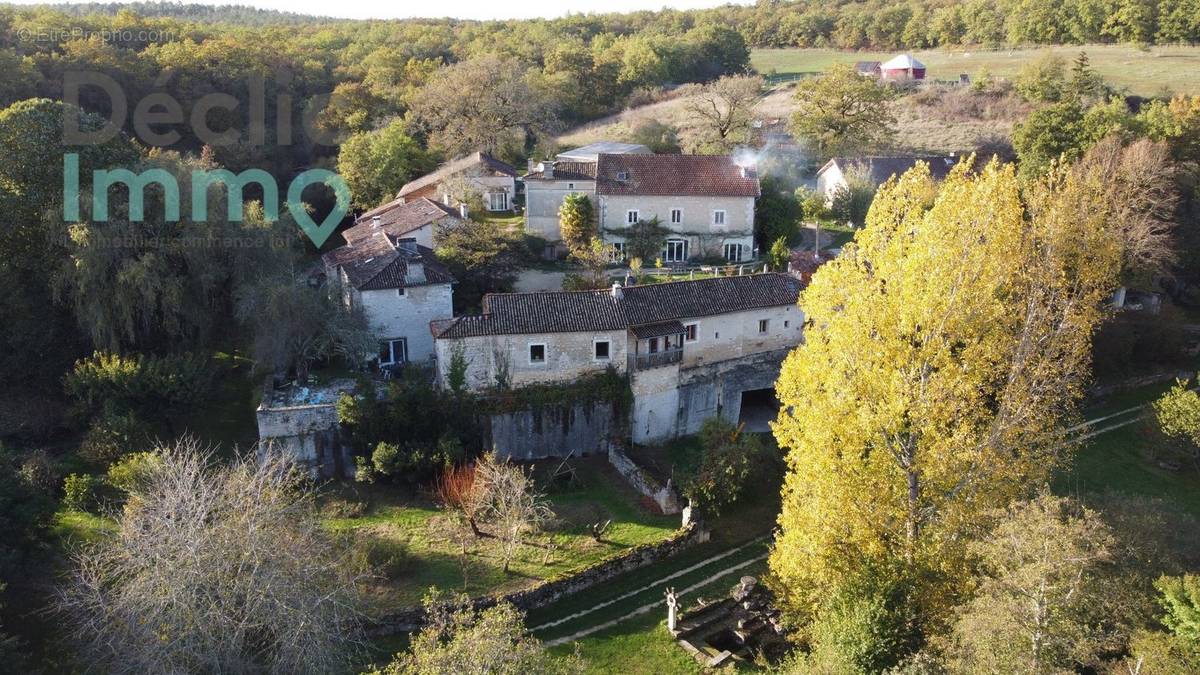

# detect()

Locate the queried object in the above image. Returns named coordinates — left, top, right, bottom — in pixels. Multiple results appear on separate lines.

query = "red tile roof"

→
left=347, top=198, right=461, bottom=245
left=595, top=154, right=760, bottom=197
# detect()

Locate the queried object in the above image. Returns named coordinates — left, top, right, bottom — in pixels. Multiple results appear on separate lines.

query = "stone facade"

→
left=354, top=281, right=453, bottom=363
left=600, top=194, right=756, bottom=262
left=524, top=178, right=595, bottom=242
left=255, top=378, right=356, bottom=479
left=435, top=327, right=629, bottom=391
left=487, top=400, right=620, bottom=460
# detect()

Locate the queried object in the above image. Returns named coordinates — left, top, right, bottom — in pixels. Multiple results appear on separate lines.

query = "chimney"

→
left=542, top=161, right=555, bottom=179
left=459, top=203, right=469, bottom=219
left=371, top=215, right=381, bottom=228
left=610, top=282, right=623, bottom=300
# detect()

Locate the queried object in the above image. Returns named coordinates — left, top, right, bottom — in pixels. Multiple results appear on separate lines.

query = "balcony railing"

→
left=635, top=348, right=683, bottom=370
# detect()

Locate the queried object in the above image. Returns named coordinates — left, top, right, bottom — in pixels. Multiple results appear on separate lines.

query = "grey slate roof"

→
left=556, top=142, right=651, bottom=163
left=819, top=155, right=960, bottom=186
left=397, top=152, right=517, bottom=198
left=522, top=161, right=598, bottom=181
left=434, top=273, right=801, bottom=339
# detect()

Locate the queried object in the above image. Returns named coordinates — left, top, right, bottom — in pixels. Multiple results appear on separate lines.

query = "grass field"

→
left=752, top=45, right=1200, bottom=97
left=325, top=457, right=680, bottom=614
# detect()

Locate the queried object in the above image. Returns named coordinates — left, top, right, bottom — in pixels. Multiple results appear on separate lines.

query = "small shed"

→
left=854, top=61, right=882, bottom=78
left=881, top=54, right=926, bottom=80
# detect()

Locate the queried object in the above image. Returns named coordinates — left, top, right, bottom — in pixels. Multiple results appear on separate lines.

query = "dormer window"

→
left=616, top=171, right=629, bottom=181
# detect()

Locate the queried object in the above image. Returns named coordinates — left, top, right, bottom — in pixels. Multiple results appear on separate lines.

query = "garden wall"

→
left=608, top=446, right=683, bottom=515
left=487, top=400, right=619, bottom=460
left=367, top=522, right=706, bottom=635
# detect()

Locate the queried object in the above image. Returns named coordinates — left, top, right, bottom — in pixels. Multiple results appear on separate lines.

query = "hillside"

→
left=753, top=45, right=1200, bottom=97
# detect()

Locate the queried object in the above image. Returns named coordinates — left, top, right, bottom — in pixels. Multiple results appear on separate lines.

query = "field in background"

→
left=752, top=45, right=1200, bottom=97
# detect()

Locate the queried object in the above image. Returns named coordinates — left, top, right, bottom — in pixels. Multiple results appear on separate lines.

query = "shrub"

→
left=684, top=418, right=764, bottom=515
left=106, top=452, right=162, bottom=495
left=319, top=497, right=367, bottom=519
left=366, top=538, right=414, bottom=579
left=807, top=572, right=921, bottom=673
left=80, top=403, right=149, bottom=463
left=65, top=351, right=214, bottom=419
left=62, top=473, right=99, bottom=513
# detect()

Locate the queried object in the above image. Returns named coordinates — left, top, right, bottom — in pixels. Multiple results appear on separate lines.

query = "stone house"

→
left=398, top=151, right=518, bottom=212
left=525, top=152, right=760, bottom=264
left=322, top=212, right=456, bottom=366
left=815, top=155, right=959, bottom=202
left=431, top=273, right=804, bottom=443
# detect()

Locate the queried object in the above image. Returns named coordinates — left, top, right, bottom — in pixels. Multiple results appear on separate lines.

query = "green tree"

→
left=788, top=63, right=896, bottom=157
left=754, top=175, right=801, bottom=247
left=337, top=118, right=437, bottom=210
left=1154, top=378, right=1200, bottom=448
left=1066, top=51, right=1107, bottom=103
left=435, top=217, right=527, bottom=312
left=944, top=493, right=1115, bottom=674
left=767, top=237, right=791, bottom=271
left=1015, top=52, right=1067, bottom=102
left=1157, top=574, right=1200, bottom=642
left=558, top=192, right=595, bottom=251
left=1013, top=101, right=1086, bottom=178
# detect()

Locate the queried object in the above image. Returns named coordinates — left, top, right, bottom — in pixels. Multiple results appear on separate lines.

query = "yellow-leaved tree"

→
left=769, top=158, right=1126, bottom=652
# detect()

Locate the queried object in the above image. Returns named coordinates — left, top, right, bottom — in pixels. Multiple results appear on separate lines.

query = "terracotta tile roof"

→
left=322, top=235, right=454, bottom=291
left=348, top=198, right=461, bottom=245
left=522, top=161, right=598, bottom=181
left=434, top=273, right=800, bottom=338
left=595, top=154, right=760, bottom=197
left=397, top=152, right=517, bottom=198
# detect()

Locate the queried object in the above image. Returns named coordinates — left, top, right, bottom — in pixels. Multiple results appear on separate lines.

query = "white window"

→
left=609, top=242, right=626, bottom=263
left=758, top=319, right=770, bottom=334
left=670, top=208, right=682, bottom=224
left=662, top=239, right=688, bottom=263
left=626, top=209, right=639, bottom=224
left=529, top=343, right=546, bottom=364
left=487, top=191, right=509, bottom=211
left=723, top=243, right=743, bottom=262
left=379, top=338, right=408, bottom=365
left=713, top=210, right=727, bottom=226
left=684, top=323, right=698, bottom=342
left=594, top=339, right=611, bottom=362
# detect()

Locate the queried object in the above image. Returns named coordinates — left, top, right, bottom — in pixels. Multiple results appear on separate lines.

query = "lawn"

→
left=752, top=45, right=1200, bottom=97
left=324, top=457, right=680, bottom=615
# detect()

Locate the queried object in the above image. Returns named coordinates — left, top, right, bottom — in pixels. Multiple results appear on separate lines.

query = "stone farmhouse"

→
left=431, top=273, right=804, bottom=443
left=398, top=151, right=518, bottom=213
left=322, top=200, right=459, bottom=367
left=815, top=154, right=958, bottom=202
left=525, top=152, right=760, bottom=264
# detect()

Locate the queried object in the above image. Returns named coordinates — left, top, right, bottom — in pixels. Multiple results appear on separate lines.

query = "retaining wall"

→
left=487, top=400, right=620, bottom=460
left=368, top=523, right=706, bottom=635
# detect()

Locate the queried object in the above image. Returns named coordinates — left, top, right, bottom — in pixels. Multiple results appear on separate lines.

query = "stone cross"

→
left=665, top=587, right=678, bottom=632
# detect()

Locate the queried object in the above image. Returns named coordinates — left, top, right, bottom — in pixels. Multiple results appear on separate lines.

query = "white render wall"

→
left=816, top=163, right=846, bottom=201
left=524, top=179, right=596, bottom=242
left=672, top=304, right=804, bottom=367
left=357, top=282, right=453, bottom=362
left=599, top=194, right=755, bottom=260
left=436, top=327, right=628, bottom=390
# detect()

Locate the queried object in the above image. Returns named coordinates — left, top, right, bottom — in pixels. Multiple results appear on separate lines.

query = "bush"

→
left=106, top=452, right=162, bottom=495
left=320, top=497, right=368, bottom=520
left=684, top=418, right=764, bottom=515
left=65, top=352, right=215, bottom=419
left=807, top=572, right=921, bottom=674
left=80, top=403, right=150, bottom=463
left=62, top=473, right=99, bottom=513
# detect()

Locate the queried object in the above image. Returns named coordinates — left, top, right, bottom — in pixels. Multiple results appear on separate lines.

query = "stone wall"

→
left=608, top=446, right=683, bottom=514
left=256, top=379, right=355, bottom=479
left=367, top=522, right=705, bottom=635
left=487, top=399, right=621, bottom=460
left=676, top=348, right=792, bottom=436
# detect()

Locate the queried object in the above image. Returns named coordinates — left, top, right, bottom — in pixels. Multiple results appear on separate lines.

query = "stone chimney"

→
left=541, top=161, right=555, bottom=179
left=610, top=282, right=623, bottom=300
left=459, top=203, right=469, bottom=219
left=371, top=215, right=381, bottom=228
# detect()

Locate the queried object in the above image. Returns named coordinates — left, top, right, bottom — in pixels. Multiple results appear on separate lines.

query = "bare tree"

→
left=474, top=454, right=553, bottom=573
left=1073, top=136, right=1179, bottom=284
left=679, top=74, right=763, bottom=154
left=57, top=438, right=364, bottom=675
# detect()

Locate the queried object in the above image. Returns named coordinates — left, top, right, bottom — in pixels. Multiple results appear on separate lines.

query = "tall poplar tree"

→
left=770, top=159, right=1124, bottom=637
